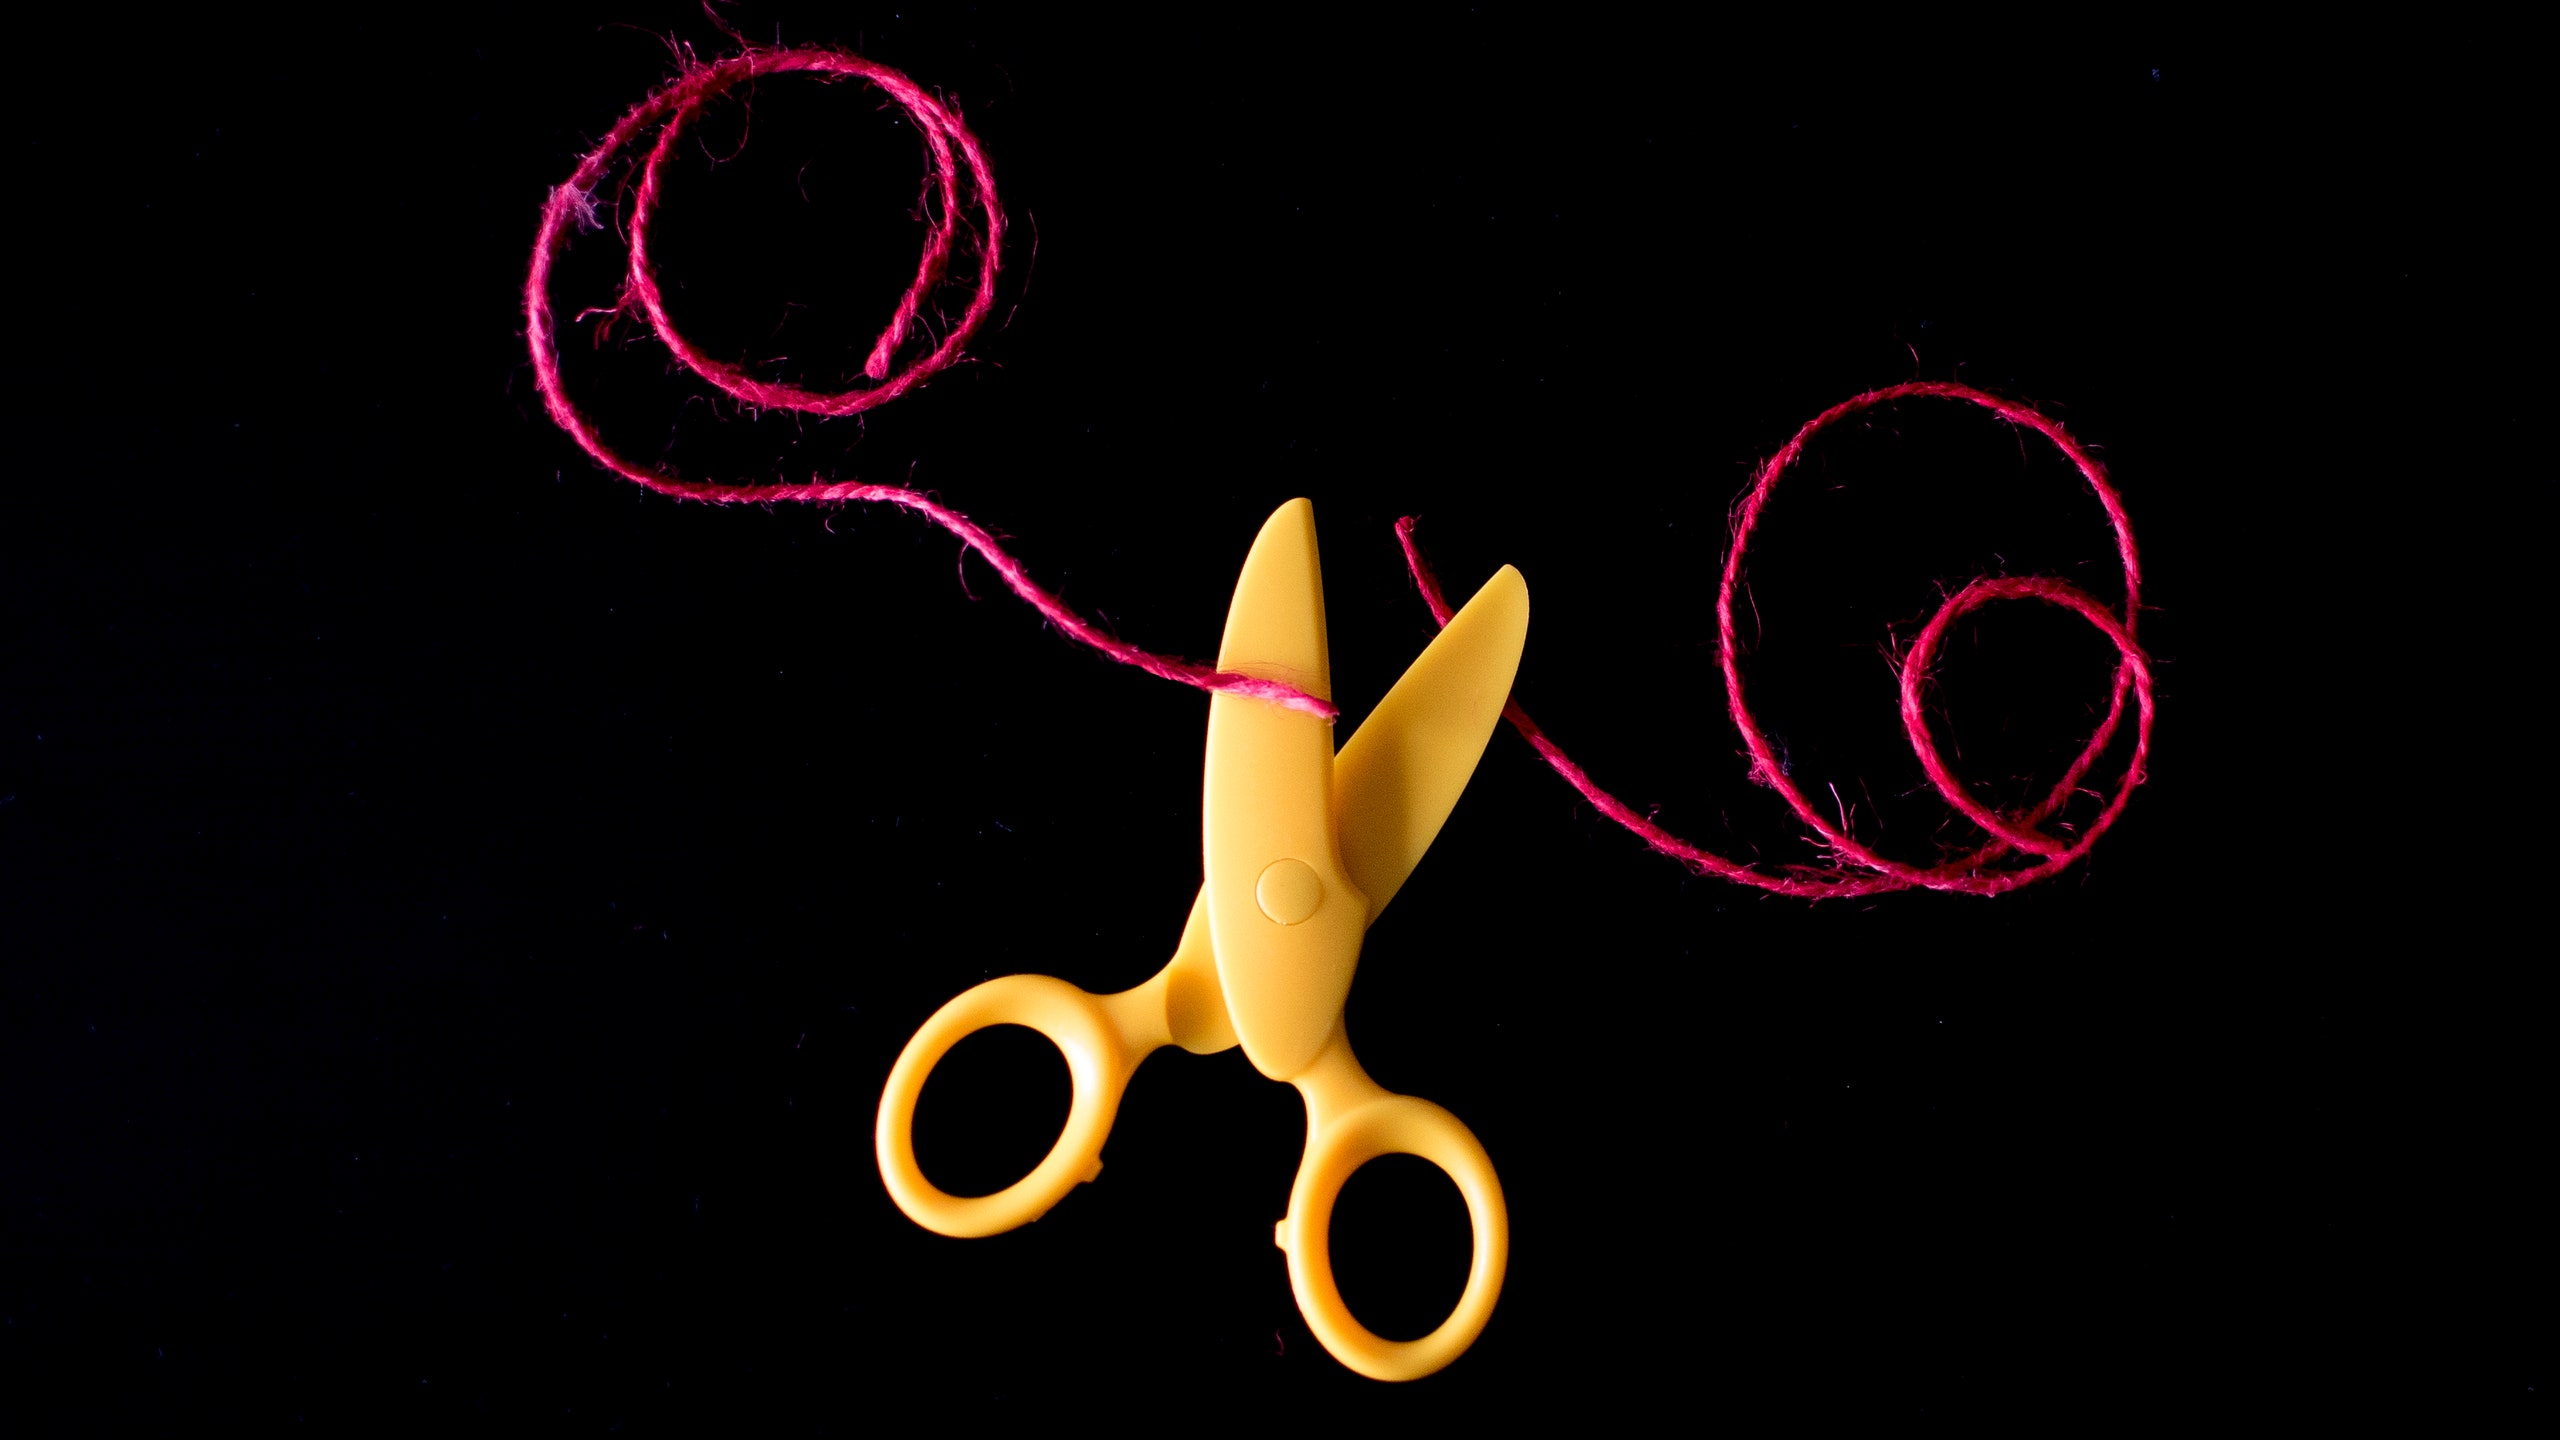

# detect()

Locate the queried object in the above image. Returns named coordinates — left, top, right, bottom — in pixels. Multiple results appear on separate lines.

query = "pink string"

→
left=528, top=52, right=2151, bottom=893
left=1397, top=382, right=2153, bottom=897
left=524, top=47, right=1335, bottom=721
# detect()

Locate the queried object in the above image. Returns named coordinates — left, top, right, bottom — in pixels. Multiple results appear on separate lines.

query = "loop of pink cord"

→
left=523, top=46, right=1332, bottom=720
left=1397, top=381, right=2153, bottom=897
left=527, top=52, right=2151, bottom=895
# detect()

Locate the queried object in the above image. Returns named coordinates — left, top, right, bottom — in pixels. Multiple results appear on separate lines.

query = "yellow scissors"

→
left=875, top=498, right=1529, bottom=1380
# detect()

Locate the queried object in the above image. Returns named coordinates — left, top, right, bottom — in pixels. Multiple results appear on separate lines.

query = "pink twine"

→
left=528, top=53, right=2151, bottom=892
left=525, top=48, right=1336, bottom=721
left=1397, top=382, right=2154, bottom=898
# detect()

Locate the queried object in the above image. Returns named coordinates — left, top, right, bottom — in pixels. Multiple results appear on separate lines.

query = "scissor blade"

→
left=1203, top=499, right=1366, bottom=1082
left=1334, top=564, right=1529, bottom=920
left=1212, top=497, right=1331, bottom=698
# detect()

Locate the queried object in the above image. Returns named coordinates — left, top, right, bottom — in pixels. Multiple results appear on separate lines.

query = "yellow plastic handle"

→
left=1276, top=1033, right=1510, bottom=1381
left=874, top=973, right=1167, bottom=1238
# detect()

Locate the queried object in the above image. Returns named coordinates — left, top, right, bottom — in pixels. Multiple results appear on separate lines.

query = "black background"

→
left=2, top=7, right=2536, bottom=1429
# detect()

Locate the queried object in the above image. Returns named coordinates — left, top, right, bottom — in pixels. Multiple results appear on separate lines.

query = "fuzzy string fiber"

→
left=528, top=48, right=2152, bottom=895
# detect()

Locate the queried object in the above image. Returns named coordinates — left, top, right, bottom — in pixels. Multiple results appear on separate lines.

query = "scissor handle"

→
left=1277, top=1037, right=1510, bottom=1382
left=874, top=973, right=1165, bottom=1238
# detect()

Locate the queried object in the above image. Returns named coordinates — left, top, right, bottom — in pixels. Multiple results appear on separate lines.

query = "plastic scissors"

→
left=875, top=498, right=1529, bottom=1380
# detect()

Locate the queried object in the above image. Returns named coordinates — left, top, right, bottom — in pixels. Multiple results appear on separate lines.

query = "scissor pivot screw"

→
left=1255, top=859, right=1324, bottom=925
